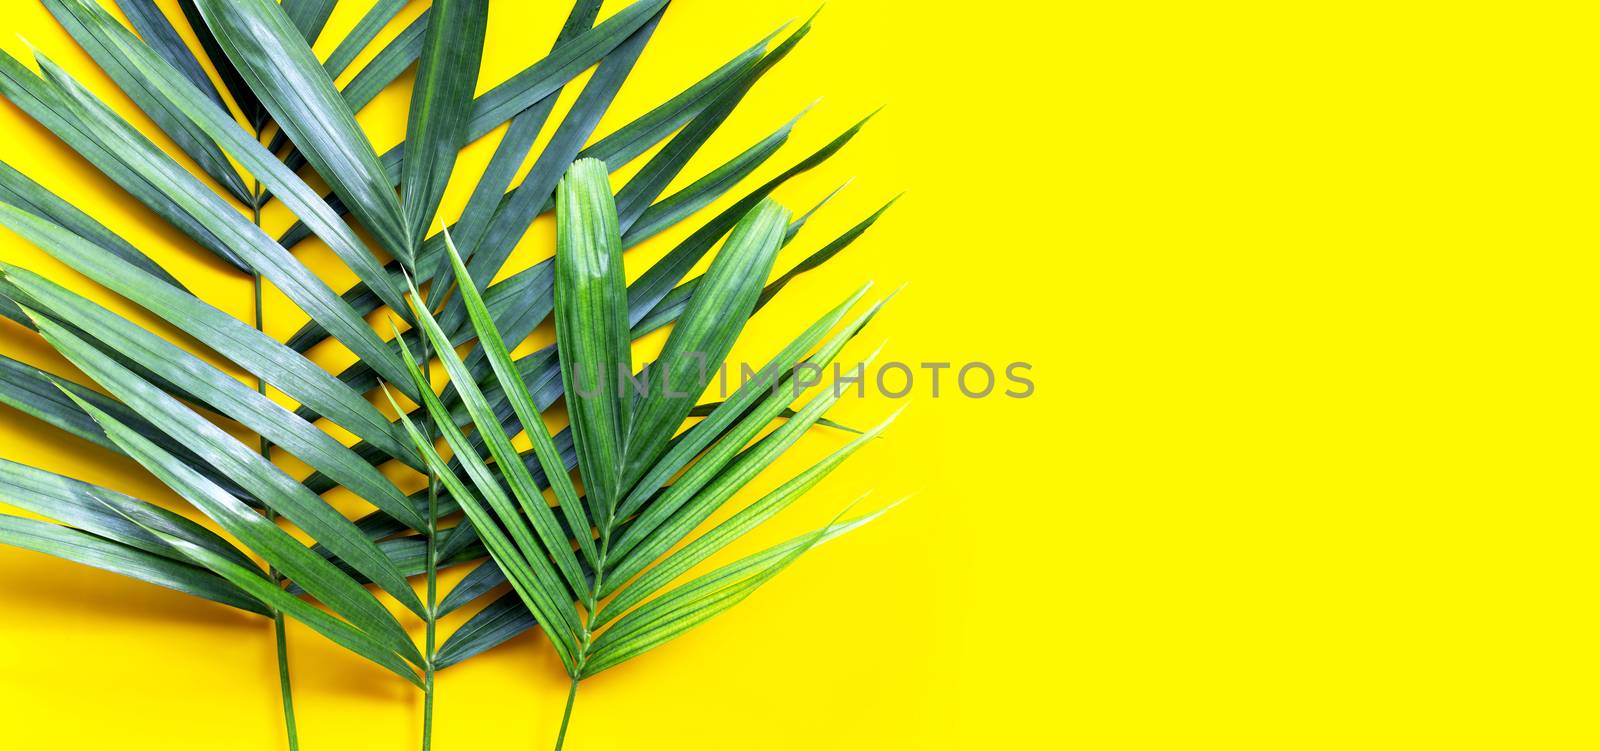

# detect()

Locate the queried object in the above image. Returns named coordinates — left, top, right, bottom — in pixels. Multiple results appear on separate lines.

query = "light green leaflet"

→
left=406, top=160, right=901, bottom=749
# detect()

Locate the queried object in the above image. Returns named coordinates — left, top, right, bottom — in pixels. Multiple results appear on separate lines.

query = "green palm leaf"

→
left=43, top=0, right=252, bottom=205
left=112, top=0, right=229, bottom=113
left=410, top=160, right=899, bottom=749
left=555, top=158, right=633, bottom=526
left=401, top=0, right=489, bottom=249
left=0, top=160, right=186, bottom=291
left=6, top=49, right=422, bottom=400
left=323, top=0, right=409, bottom=79
left=62, top=389, right=423, bottom=670
left=0, top=46, right=248, bottom=270
left=188, top=0, right=411, bottom=260
left=0, top=513, right=267, bottom=616
left=0, top=205, right=418, bottom=469
left=0, top=256, right=423, bottom=532
left=26, top=6, right=417, bottom=343
left=30, top=314, right=428, bottom=620
left=0, top=458, right=259, bottom=577
left=622, top=198, right=789, bottom=486
left=0, top=4, right=896, bottom=747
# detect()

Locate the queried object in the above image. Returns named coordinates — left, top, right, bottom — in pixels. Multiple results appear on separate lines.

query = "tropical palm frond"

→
left=394, top=160, right=899, bottom=746
left=0, top=0, right=896, bottom=745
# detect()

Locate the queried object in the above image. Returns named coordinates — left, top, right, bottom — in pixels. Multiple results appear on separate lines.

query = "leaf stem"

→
left=553, top=676, right=580, bottom=751
left=423, top=476, right=438, bottom=751
left=252, top=177, right=299, bottom=751
left=272, top=606, right=298, bottom=750
left=416, top=263, right=440, bottom=751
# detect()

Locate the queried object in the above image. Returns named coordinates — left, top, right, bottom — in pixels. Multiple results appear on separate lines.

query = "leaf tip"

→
left=879, top=400, right=912, bottom=430
left=803, top=4, right=827, bottom=28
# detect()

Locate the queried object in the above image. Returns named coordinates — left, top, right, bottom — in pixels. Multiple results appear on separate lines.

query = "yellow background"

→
left=0, top=0, right=1594, bottom=748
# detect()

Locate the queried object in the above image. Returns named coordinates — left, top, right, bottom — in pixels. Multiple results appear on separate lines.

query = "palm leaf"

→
left=48, top=5, right=416, bottom=335
left=0, top=353, right=245, bottom=498
left=174, top=0, right=264, bottom=129
left=0, top=205, right=418, bottom=470
left=0, top=46, right=248, bottom=270
left=6, top=50, right=422, bottom=400
left=0, top=4, right=896, bottom=745
left=0, top=159, right=186, bottom=290
left=0, top=457, right=259, bottom=577
left=0, top=254, right=424, bottom=532
left=323, top=0, right=409, bottom=79
left=401, top=0, right=489, bottom=250
left=412, top=160, right=899, bottom=749
left=188, top=0, right=411, bottom=260
left=43, top=0, right=252, bottom=204
left=276, top=0, right=671, bottom=251
left=0, top=512, right=267, bottom=615
left=30, top=313, right=428, bottom=618
left=279, top=0, right=337, bottom=43
left=112, top=0, right=229, bottom=113
left=621, top=198, right=789, bottom=486
left=62, top=389, right=423, bottom=670
left=554, top=158, right=633, bottom=527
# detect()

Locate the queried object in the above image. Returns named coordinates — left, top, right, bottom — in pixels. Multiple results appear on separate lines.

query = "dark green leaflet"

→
left=287, top=535, right=487, bottom=594
left=323, top=0, right=408, bottom=78
left=111, top=0, right=229, bottom=113
left=44, top=0, right=252, bottom=204
left=400, top=0, right=489, bottom=250
left=624, top=110, right=880, bottom=327
left=0, top=457, right=258, bottom=575
left=276, top=0, right=671, bottom=250
left=611, top=13, right=817, bottom=233
left=25, top=50, right=423, bottom=405
left=0, top=259, right=425, bottom=533
left=0, top=352, right=249, bottom=500
left=31, top=317, right=429, bottom=622
left=459, top=0, right=668, bottom=142
left=436, top=560, right=508, bottom=618
left=280, top=0, right=337, bottom=43
left=423, top=0, right=605, bottom=308
left=190, top=0, right=411, bottom=262
left=0, top=160, right=186, bottom=291
left=436, top=10, right=662, bottom=341
left=0, top=513, right=268, bottom=616
left=636, top=194, right=899, bottom=336
left=0, top=47, right=248, bottom=271
left=175, top=0, right=263, bottom=130
left=433, top=592, right=536, bottom=669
